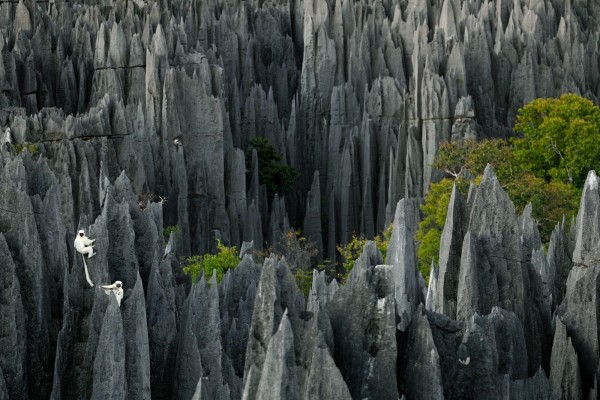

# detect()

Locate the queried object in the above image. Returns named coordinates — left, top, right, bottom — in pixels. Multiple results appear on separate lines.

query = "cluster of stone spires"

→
left=2, top=119, right=600, bottom=398
left=0, top=0, right=599, bottom=398
left=1, top=0, right=599, bottom=259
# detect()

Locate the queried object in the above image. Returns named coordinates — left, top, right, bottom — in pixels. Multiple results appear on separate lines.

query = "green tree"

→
left=183, top=240, right=239, bottom=283
left=245, top=137, right=299, bottom=199
left=433, top=139, right=519, bottom=183
left=513, top=93, right=600, bottom=187
left=432, top=139, right=579, bottom=241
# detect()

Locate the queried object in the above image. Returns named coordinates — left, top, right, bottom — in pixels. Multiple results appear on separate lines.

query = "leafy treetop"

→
left=513, top=93, right=600, bottom=187
left=245, top=137, right=299, bottom=200
left=430, top=139, right=579, bottom=243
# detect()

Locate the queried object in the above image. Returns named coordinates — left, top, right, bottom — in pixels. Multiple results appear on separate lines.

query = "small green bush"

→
left=14, top=143, right=40, bottom=155
left=183, top=240, right=240, bottom=283
left=163, top=225, right=180, bottom=243
left=294, top=269, right=313, bottom=298
left=336, top=225, right=393, bottom=280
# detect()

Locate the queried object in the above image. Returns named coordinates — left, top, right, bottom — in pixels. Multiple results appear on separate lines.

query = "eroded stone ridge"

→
left=0, top=0, right=599, bottom=398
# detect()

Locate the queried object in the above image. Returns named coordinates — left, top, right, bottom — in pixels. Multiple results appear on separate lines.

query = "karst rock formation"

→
left=0, top=0, right=599, bottom=399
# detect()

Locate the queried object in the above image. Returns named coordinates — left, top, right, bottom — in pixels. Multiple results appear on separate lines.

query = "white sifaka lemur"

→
left=100, top=281, right=124, bottom=307
left=74, top=230, right=96, bottom=286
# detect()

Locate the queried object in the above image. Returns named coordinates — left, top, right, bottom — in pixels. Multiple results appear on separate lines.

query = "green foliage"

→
left=337, top=234, right=367, bottom=274
left=415, top=178, right=471, bottom=280
left=183, top=240, right=239, bottom=283
left=504, top=174, right=579, bottom=239
left=163, top=225, right=180, bottom=243
left=294, top=269, right=313, bottom=298
left=14, top=143, right=40, bottom=155
left=432, top=138, right=580, bottom=242
left=375, top=224, right=394, bottom=261
left=245, top=137, right=299, bottom=199
left=421, top=121, right=585, bottom=278
left=513, top=93, right=600, bottom=187
left=434, top=139, right=518, bottom=182
left=336, top=225, right=393, bottom=280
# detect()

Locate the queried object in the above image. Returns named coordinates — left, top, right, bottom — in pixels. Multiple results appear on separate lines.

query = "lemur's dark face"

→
left=79, top=233, right=84, bottom=237
left=116, top=283, right=122, bottom=288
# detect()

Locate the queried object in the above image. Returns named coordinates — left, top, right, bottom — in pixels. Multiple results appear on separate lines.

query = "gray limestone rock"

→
left=0, top=234, right=27, bottom=400
left=573, top=171, right=600, bottom=266
left=403, top=305, right=445, bottom=399
left=518, top=204, right=542, bottom=263
left=0, top=156, right=51, bottom=398
left=457, top=166, right=524, bottom=321
left=254, top=311, right=299, bottom=400
left=0, top=369, right=7, bottom=400
left=550, top=318, right=583, bottom=400
left=242, top=256, right=304, bottom=400
left=1, top=1, right=600, bottom=398
left=302, top=331, right=351, bottom=400
left=220, top=255, right=261, bottom=380
left=509, top=367, right=552, bottom=400
left=307, top=270, right=339, bottom=312
left=267, top=194, right=290, bottom=249
left=426, top=262, right=438, bottom=312
left=327, top=242, right=399, bottom=400
left=122, top=273, right=151, bottom=400
left=146, top=256, right=178, bottom=400
left=556, top=264, right=600, bottom=396
left=91, top=298, right=126, bottom=400
left=474, top=308, right=528, bottom=381
left=436, top=184, right=466, bottom=318
left=176, top=274, right=230, bottom=400
left=547, top=219, right=573, bottom=310
left=303, top=171, right=323, bottom=262
left=386, top=198, right=423, bottom=330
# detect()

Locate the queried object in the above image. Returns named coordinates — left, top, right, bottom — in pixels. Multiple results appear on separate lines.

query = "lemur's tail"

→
left=82, top=254, right=94, bottom=287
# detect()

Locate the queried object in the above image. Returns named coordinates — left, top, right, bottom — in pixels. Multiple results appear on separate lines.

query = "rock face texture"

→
left=0, top=0, right=599, bottom=399
left=0, top=0, right=598, bottom=258
left=1, top=130, right=600, bottom=400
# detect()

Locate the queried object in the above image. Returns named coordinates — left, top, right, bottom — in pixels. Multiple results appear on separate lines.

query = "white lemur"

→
left=74, top=230, right=96, bottom=286
left=100, top=281, right=124, bottom=307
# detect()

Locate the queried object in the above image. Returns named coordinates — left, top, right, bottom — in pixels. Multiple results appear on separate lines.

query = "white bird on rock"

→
left=74, top=230, right=96, bottom=286
left=100, top=281, right=124, bottom=307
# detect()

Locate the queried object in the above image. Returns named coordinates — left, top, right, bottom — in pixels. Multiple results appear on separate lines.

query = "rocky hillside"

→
left=0, top=0, right=599, bottom=399
left=0, top=0, right=599, bottom=256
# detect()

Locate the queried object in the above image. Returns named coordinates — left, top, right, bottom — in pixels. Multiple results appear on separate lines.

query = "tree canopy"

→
left=428, top=139, right=579, bottom=244
left=245, top=137, right=299, bottom=200
left=513, top=93, right=600, bottom=187
left=415, top=94, right=600, bottom=276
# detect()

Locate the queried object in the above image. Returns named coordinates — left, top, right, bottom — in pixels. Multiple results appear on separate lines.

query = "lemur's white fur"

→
left=100, top=281, right=124, bottom=306
left=74, top=230, right=96, bottom=286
